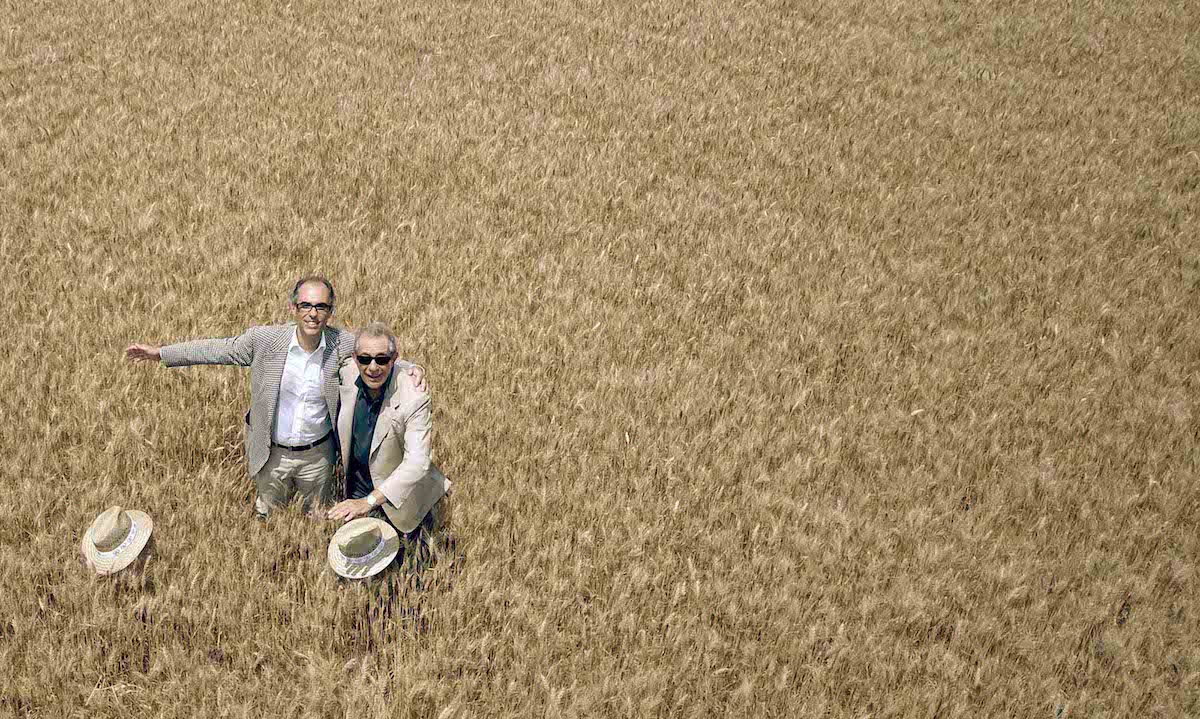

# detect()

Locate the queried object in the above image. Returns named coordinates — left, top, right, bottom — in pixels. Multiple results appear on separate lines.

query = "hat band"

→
left=94, top=519, right=140, bottom=558
left=342, top=540, right=387, bottom=566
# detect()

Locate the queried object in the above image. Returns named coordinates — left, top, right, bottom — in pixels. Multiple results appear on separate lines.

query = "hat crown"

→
left=339, top=526, right=381, bottom=558
left=93, top=506, right=132, bottom=552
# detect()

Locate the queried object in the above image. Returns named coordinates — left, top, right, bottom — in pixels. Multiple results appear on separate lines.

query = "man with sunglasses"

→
left=327, top=322, right=450, bottom=552
left=125, top=276, right=425, bottom=517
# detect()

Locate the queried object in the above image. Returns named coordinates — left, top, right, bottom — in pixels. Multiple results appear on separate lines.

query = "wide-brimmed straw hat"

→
left=328, top=517, right=400, bottom=579
left=81, top=506, right=154, bottom=576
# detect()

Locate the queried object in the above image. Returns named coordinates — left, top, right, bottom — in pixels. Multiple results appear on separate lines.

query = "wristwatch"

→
left=366, top=493, right=379, bottom=507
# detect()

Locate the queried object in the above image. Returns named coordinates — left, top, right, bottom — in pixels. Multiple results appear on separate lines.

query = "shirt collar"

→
left=289, top=327, right=327, bottom=355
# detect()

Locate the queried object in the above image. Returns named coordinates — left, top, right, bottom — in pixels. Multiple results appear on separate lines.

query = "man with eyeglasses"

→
left=125, top=275, right=425, bottom=517
left=327, top=322, right=450, bottom=556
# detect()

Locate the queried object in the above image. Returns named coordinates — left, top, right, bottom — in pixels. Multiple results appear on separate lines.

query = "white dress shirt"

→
left=272, top=332, right=331, bottom=445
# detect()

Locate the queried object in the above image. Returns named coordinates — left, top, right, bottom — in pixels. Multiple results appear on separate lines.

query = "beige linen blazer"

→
left=337, top=363, right=450, bottom=533
left=160, top=324, right=356, bottom=476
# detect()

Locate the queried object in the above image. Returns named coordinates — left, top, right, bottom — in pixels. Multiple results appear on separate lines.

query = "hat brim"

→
left=81, top=510, right=154, bottom=576
left=328, top=517, right=400, bottom=579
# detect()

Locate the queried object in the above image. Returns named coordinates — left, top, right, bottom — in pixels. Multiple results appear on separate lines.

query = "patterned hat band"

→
left=342, top=540, right=387, bottom=566
left=93, top=519, right=140, bottom=559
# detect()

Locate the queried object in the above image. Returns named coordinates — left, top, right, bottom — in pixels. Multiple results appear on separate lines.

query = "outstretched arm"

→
left=127, top=329, right=257, bottom=368
left=125, top=344, right=162, bottom=363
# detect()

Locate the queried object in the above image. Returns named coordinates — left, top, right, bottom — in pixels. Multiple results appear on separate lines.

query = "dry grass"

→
left=1, top=0, right=1198, bottom=715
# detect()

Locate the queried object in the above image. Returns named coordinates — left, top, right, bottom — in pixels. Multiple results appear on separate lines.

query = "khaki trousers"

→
left=252, top=442, right=335, bottom=516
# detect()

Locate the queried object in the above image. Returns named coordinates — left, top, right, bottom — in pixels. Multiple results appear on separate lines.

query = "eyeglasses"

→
left=296, top=302, right=333, bottom=314
left=355, top=354, right=394, bottom=366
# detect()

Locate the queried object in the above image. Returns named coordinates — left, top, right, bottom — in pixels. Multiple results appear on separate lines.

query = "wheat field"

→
left=1, top=0, right=1197, bottom=715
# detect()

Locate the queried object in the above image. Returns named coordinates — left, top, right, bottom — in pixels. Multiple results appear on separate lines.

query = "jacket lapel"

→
left=369, top=370, right=402, bottom=456
left=337, top=382, right=358, bottom=467
left=257, top=325, right=295, bottom=429
left=320, top=328, right=341, bottom=418
left=268, top=325, right=295, bottom=357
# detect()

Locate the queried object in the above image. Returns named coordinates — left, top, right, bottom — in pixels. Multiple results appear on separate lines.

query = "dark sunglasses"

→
left=296, top=302, right=333, bottom=314
left=356, top=354, right=394, bottom=366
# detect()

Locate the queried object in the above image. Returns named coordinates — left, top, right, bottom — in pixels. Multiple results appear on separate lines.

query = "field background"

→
left=1, top=0, right=1197, bottom=715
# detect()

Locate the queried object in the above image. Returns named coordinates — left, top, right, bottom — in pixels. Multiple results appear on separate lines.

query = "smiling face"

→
left=289, top=281, right=334, bottom=343
left=354, top=334, right=395, bottom=392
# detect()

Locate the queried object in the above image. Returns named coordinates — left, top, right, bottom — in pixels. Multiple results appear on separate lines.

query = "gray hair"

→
left=355, top=321, right=396, bottom=356
left=290, top=275, right=336, bottom=309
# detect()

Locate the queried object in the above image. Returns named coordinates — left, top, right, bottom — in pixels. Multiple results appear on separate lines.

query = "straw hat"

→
left=81, top=506, right=154, bottom=576
left=328, top=517, right=400, bottom=579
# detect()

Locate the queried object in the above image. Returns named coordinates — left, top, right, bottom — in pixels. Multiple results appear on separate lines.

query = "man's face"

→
left=354, top=335, right=395, bottom=391
left=290, top=281, right=334, bottom=342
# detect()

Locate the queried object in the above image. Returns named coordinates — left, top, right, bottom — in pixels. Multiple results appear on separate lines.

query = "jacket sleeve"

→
left=160, top=328, right=257, bottom=368
left=376, top=392, right=434, bottom=507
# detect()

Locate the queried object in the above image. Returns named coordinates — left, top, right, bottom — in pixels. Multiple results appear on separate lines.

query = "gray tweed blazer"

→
left=159, top=324, right=356, bottom=476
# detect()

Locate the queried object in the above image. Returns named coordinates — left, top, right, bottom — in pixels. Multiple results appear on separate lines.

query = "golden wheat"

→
left=1, top=0, right=1197, bottom=715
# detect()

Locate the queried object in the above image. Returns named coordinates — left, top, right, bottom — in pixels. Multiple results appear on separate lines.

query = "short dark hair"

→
left=290, top=275, right=336, bottom=309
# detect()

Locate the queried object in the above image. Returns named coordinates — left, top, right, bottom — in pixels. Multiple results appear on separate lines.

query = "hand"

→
left=407, top=364, right=428, bottom=393
left=327, top=498, right=373, bottom=522
left=125, top=344, right=162, bottom=363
